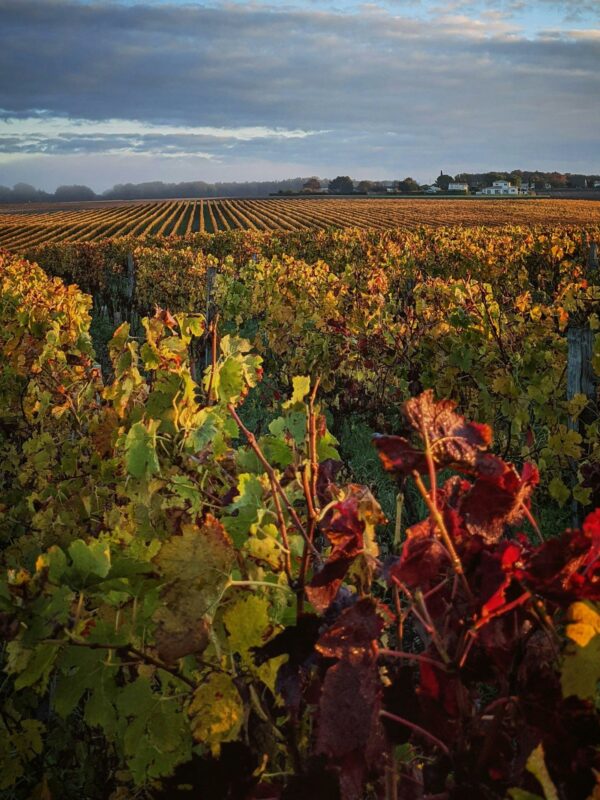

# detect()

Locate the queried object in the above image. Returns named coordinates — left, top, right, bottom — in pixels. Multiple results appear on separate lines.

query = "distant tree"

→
left=567, top=174, right=588, bottom=189
left=302, top=177, right=321, bottom=192
left=371, top=182, right=387, bottom=194
left=329, top=176, right=354, bottom=195
left=357, top=180, right=374, bottom=194
left=54, top=185, right=97, bottom=202
left=11, top=183, right=48, bottom=203
left=397, top=177, right=420, bottom=194
left=435, top=173, right=453, bottom=191
left=482, top=172, right=507, bottom=186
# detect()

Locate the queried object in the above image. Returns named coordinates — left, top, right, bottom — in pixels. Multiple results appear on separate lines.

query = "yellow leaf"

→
left=562, top=602, right=600, bottom=701
left=526, top=743, right=559, bottom=800
left=565, top=602, right=600, bottom=648
left=223, top=595, right=273, bottom=663
left=283, top=375, right=311, bottom=408
left=188, top=672, right=243, bottom=754
left=566, top=393, right=588, bottom=420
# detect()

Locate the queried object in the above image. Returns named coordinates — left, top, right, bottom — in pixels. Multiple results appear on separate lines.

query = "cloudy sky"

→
left=0, top=0, right=598, bottom=190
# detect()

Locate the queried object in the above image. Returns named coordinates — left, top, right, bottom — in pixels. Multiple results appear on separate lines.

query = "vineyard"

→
left=1, top=197, right=600, bottom=248
left=1, top=224, right=600, bottom=799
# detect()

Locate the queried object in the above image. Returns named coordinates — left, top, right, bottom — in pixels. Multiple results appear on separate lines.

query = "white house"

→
left=594, top=181, right=600, bottom=189
left=448, top=182, right=469, bottom=193
left=478, top=180, right=519, bottom=196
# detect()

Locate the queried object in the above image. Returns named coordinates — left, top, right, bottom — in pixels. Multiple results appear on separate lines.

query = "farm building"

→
left=478, top=180, right=519, bottom=196
left=448, top=182, right=469, bottom=193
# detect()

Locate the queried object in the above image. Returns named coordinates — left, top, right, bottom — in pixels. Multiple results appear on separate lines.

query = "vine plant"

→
left=0, top=252, right=599, bottom=799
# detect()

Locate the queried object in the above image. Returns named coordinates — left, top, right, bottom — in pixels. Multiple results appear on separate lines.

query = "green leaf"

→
left=124, top=419, right=161, bottom=479
left=548, top=477, right=570, bottom=506
left=261, top=435, right=293, bottom=467
left=54, top=647, right=106, bottom=717
left=13, top=643, right=59, bottom=691
left=140, top=342, right=161, bottom=369
left=186, top=408, right=220, bottom=451
left=68, top=539, right=111, bottom=583
left=218, top=357, right=244, bottom=403
left=36, top=545, right=67, bottom=583
left=317, top=428, right=340, bottom=461
left=84, top=668, right=119, bottom=738
left=223, top=473, right=265, bottom=538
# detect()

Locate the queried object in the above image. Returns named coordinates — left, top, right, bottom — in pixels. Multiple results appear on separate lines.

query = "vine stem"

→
left=228, top=579, right=292, bottom=592
left=296, top=376, right=322, bottom=616
left=412, top=470, right=474, bottom=603
left=227, top=403, right=319, bottom=559
left=380, top=710, right=450, bottom=756
left=308, top=377, right=321, bottom=510
left=43, top=637, right=197, bottom=689
left=378, top=648, right=450, bottom=671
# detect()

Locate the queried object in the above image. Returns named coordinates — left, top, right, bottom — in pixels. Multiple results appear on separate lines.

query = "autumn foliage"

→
left=0, top=251, right=599, bottom=799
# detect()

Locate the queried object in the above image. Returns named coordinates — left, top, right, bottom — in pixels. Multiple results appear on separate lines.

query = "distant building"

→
left=423, top=185, right=441, bottom=193
left=448, top=182, right=469, bottom=193
left=478, top=180, right=519, bottom=196
left=594, top=181, right=600, bottom=189
left=569, top=175, right=588, bottom=189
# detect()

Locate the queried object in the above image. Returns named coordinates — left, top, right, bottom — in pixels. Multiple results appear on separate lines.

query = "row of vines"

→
left=0, top=225, right=599, bottom=799
left=23, top=225, right=600, bottom=516
left=2, top=198, right=600, bottom=248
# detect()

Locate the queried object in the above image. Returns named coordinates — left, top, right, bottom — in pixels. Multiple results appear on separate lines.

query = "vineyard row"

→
left=2, top=197, right=600, bottom=249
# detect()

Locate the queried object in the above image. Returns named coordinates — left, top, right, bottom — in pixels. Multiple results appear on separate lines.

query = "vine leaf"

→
left=283, top=375, right=311, bottom=408
left=525, top=744, right=559, bottom=800
left=125, top=419, right=161, bottom=479
left=152, top=514, right=233, bottom=663
left=67, top=539, right=111, bottom=584
left=223, top=595, right=274, bottom=665
left=561, top=601, right=600, bottom=701
left=116, top=676, right=192, bottom=783
left=188, top=672, right=244, bottom=755
left=306, top=486, right=385, bottom=612
left=374, top=389, right=494, bottom=476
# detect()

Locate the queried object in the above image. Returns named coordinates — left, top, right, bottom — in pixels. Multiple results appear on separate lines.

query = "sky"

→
left=0, top=0, right=599, bottom=191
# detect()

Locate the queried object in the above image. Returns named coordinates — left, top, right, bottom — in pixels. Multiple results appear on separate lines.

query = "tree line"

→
left=2, top=169, right=599, bottom=204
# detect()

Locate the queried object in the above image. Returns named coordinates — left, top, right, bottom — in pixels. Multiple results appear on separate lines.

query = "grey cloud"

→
left=0, top=0, right=598, bottom=183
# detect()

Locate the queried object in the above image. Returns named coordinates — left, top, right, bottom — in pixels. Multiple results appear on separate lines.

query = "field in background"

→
left=2, top=197, right=600, bottom=249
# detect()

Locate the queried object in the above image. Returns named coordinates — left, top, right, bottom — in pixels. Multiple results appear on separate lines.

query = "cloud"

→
left=0, top=0, right=598, bottom=187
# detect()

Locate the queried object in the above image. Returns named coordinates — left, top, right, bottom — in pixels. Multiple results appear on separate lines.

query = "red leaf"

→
left=316, top=658, right=385, bottom=800
left=153, top=306, right=178, bottom=329
left=372, top=435, right=427, bottom=475
left=316, top=598, right=384, bottom=660
left=307, top=486, right=384, bottom=612
left=478, top=541, right=524, bottom=618
left=460, top=463, right=539, bottom=542
left=389, top=526, right=449, bottom=590
left=524, top=519, right=600, bottom=603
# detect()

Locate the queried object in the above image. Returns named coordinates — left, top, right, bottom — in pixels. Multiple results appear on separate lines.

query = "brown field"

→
left=1, top=197, right=600, bottom=250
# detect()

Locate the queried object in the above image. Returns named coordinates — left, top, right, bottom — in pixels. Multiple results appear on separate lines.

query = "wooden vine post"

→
left=126, top=251, right=136, bottom=328
left=566, top=240, right=598, bottom=525
left=204, top=265, right=217, bottom=368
